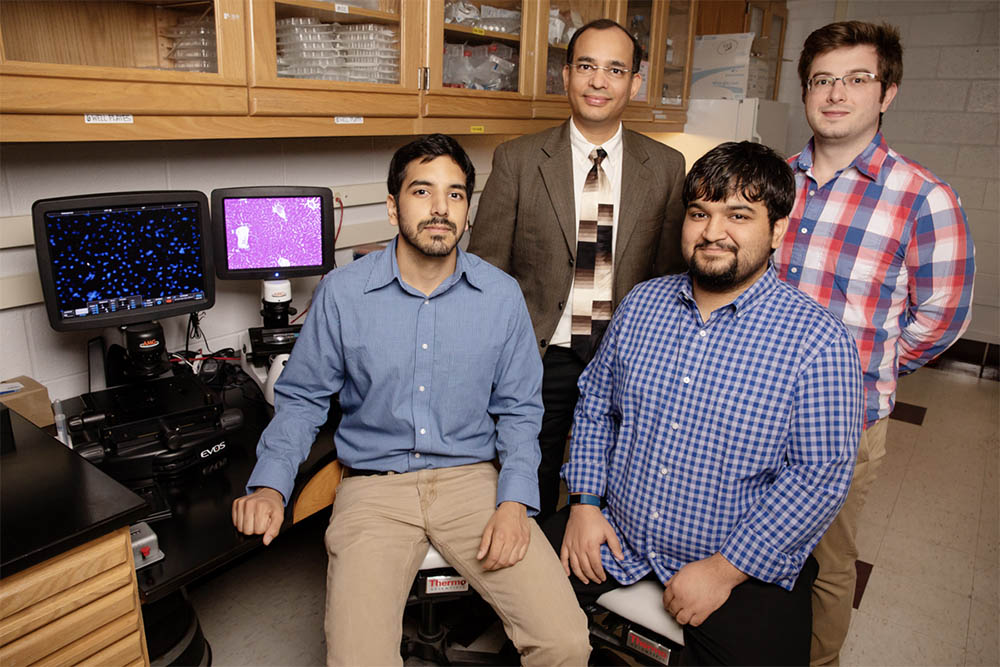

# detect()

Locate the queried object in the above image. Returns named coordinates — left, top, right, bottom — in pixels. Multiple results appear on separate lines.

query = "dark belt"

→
left=345, top=468, right=398, bottom=478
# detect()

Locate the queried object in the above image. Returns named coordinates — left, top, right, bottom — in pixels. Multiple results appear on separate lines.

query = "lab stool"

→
left=402, top=545, right=513, bottom=665
left=589, top=580, right=685, bottom=666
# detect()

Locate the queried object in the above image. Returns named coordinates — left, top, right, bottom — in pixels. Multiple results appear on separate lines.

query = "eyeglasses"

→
left=570, top=62, right=633, bottom=80
left=807, top=72, right=880, bottom=91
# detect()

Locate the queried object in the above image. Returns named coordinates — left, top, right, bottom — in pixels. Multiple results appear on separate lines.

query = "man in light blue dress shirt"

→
left=550, top=142, right=863, bottom=666
left=232, top=134, right=589, bottom=666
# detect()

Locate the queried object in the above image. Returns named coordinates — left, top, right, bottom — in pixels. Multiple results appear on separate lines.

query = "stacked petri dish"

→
left=165, top=16, right=218, bottom=72
left=276, top=17, right=399, bottom=84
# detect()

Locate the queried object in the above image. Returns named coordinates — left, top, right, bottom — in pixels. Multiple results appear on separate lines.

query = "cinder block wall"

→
left=780, top=0, right=999, bottom=344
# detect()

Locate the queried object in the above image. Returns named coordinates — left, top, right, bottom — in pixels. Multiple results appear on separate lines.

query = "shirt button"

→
left=419, top=385, right=425, bottom=392
left=790, top=267, right=798, bottom=274
left=558, top=301, right=565, bottom=310
left=660, top=466, right=668, bottom=475
left=421, top=343, right=428, bottom=349
left=698, top=330, right=707, bottom=338
left=651, top=511, right=660, bottom=519
left=540, top=339, right=548, bottom=347
left=800, top=227, right=808, bottom=234
left=682, top=376, right=691, bottom=384
left=419, top=428, right=426, bottom=435
left=809, top=190, right=816, bottom=196
left=568, top=258, right=574, bottom=266
left=648, top=551, right=657, bottom=559
left=424, top=300, right=430, bottom=305
left=414, top=452, right=421, bottom=458
left=671, top=422, right=679, bottom=430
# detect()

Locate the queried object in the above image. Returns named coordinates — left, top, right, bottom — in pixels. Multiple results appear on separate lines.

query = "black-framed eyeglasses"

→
left=807, top=72, right=880, bottom=91
left=570, top=62, right=633, bottom=80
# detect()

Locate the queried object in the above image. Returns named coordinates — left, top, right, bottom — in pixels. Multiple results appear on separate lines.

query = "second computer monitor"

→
left=211, top=186, right=335, bottom=280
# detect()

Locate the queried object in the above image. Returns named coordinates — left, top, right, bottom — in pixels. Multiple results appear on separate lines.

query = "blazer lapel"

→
left=616, top=131, right=652, bottom=266
left=538, top=122, right=577, bottom=257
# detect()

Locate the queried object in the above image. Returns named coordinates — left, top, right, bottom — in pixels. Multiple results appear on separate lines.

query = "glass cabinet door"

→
left=623, top=0, right=653, bottom=103
left=428, top=0, right=528, bottom=95
left=658, top=0, right=693, bottom=108
left=0, top=0, right=245, bottom=83
left=536, top=0, right=609, bottom=99
left=256, top=0, right=411, bottom=88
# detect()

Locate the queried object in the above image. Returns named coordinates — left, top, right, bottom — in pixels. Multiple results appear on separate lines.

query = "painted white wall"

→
left=0, top=134, right=511, bottom=399
left=780, top=0, right=999, bottom=344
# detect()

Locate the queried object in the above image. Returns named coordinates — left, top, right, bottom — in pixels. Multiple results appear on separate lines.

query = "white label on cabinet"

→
left=334, top=117, right=364, bottom=124
left=223, top=12, right=240, bottom=20
left=335, top=3, right=350, bottom=12
left=84, top=114, right=134, bottom=124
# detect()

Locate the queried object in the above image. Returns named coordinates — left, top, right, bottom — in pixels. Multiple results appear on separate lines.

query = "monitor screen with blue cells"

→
left=32, top=191, right=215, bottom=332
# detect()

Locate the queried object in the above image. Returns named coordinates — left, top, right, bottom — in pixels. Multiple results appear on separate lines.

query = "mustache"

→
left=417, top=217, right=457, bottom=233
left=695, top=240, right=738, bottom=252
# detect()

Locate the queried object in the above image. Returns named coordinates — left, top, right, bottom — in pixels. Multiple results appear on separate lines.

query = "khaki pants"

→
left=323, top=462, right=591, bottom=666
left=810, top=417, right=889, bottom=666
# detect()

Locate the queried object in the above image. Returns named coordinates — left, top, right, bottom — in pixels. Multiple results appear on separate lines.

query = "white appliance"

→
left=657, top=98, right=789, bottom=168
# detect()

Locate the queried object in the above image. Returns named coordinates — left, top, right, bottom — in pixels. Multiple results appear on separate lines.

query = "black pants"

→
left=542, top=508, right=818, bottom=666
left=536, top=346, right=587, bottom=522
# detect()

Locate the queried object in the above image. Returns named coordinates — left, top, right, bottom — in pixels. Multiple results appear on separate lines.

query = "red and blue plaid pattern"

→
left=774, top=133, right=975, bottom=426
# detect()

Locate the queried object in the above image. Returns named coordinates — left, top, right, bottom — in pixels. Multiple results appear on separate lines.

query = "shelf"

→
left=274, top=0, right=400, bottom=25
left=443, top=23, right=520, bottom=44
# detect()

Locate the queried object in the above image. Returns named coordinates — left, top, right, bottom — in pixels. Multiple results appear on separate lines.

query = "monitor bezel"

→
left=32, top=190, right=216, bottom=333
left=210, top=186, right=335, bottom=281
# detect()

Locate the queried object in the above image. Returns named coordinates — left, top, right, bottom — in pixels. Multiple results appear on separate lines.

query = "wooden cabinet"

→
left=0, top=0, right=249, bottom=115
left=695, top=0, right=786, bottom=99
left=423, top=0, right=538, bottom=118
left=616, top=0, right=696, bottom=126
left=0, top=528, right=149, bottom=667
left=247, top=0, right=421, bottom=118
left=0, top=0, right=699, bottom=140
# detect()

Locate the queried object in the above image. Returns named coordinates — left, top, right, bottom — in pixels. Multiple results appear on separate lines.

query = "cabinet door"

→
left=617, top=0, right=655, bottom=121
left=653, top=0, right=695, bottom=125
left=421, top=0, right=537, bottom=118
left=248, top=0, right=421, bottom=117
left=532, top=0, right=610, bottom=119
left=0, top=0, right=248, bottom=115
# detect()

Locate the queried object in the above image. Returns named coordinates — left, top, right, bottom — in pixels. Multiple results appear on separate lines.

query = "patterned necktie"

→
left=571, top=147, right=614, bottom=362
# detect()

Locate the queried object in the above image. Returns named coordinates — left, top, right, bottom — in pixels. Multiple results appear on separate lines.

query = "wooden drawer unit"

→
left=0, top=528, right=148, bottom=667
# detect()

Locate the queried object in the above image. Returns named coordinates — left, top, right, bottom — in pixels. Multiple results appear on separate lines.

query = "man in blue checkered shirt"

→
left=548, top=141, right=864, bottom=665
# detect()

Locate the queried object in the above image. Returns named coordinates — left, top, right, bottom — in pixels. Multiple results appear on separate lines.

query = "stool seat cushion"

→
left=596, top=581, right=685, bottom=646
left=421, top=544, right=451, bottom=570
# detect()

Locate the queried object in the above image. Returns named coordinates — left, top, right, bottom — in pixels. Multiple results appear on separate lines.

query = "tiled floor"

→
left=188, top=365, right=999, bottom=666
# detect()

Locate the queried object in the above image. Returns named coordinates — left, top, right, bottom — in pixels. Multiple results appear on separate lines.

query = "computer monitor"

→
left=32, top=191, right=215, bottom=333
left=210, top=186, right=335, bottom=281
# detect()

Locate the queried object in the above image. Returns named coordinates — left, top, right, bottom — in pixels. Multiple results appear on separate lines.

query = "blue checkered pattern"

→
left=562, top=268, right=863, bottom=590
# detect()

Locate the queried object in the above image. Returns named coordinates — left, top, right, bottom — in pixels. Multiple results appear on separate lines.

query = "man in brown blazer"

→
left=469, top=18, right=685, bottom=520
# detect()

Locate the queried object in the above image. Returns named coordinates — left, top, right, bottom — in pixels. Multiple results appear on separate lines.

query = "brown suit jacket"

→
left=468, top=121, right=686, bottom=355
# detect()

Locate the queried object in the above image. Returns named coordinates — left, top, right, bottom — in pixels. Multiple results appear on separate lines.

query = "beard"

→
left=687, top=241, right=766, bottom=292
left=399, top=216, right=459, bottom=257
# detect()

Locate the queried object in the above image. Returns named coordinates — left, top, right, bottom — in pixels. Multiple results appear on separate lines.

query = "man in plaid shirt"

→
left=549, top=141, right=863, bottom=666
left=774, top=21, right=976, bottom=665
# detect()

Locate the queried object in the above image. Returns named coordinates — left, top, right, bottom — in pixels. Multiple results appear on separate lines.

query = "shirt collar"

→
left=365, top=236, right=481, bottom=296
left=677, top=264, right=781, bottom=317
left=795, top=132, right=891, bottom=184
left=569, top=119, right=623, bottom=165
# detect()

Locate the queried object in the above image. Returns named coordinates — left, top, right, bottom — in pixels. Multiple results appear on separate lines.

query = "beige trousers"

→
left=323, top=462, right=591, bottom=667
left=810, top=417, right=889, bottom=666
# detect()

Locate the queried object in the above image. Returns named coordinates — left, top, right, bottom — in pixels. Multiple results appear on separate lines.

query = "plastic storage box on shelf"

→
left=276, top=18, right=399, bottom=83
